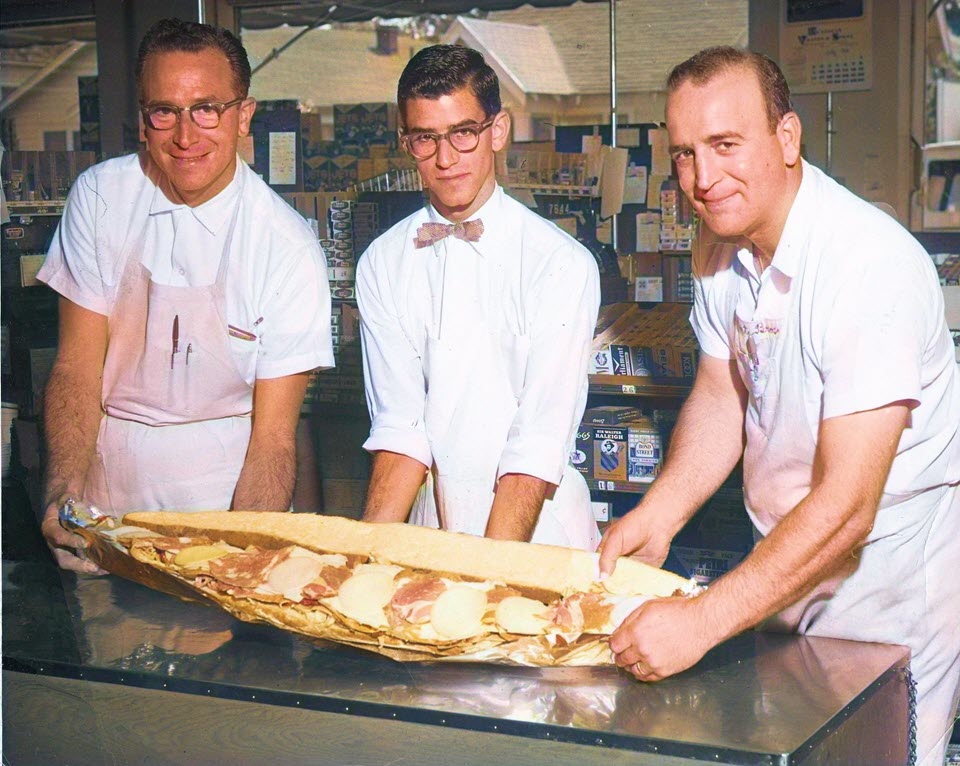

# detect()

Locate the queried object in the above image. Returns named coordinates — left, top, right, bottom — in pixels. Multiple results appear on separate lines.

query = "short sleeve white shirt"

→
left=39, top=153, right=334, bottom=382
left=690, top=159, right=960, bottom=532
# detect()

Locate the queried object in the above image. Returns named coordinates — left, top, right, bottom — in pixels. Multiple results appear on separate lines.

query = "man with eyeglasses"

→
left=356, top=44, right=601, bottom=550
left=37, top=18, right=333, bottom=572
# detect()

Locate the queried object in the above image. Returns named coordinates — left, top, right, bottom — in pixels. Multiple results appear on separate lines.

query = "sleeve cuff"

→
left=691, top=324, right=732, bottom=360
left=38, top=268, right=109, bottom=316
left=823, top=381, right=921, bottom=420
left=256, top=349, right=336, bottom=379
left=363, top=425, right=432, bottom=468
left=498, top=431, right=568, bottom=486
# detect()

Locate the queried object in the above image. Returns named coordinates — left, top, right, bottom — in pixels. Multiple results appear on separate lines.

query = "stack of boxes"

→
left=303, top=199, right=383, bottom=410
left=662, top=253, right=694, bottom=303
left=301, top=104, right=414, bottom=192
left=324, top=201, right=357, bottom=301
left=658, top=179, right=695, bottom=252
left=619, top=251, right=694, bottom=304
left=321, top=199, right=380, bottom=300
left=588, top=303, right=698, bottom=379
left=304, top=302, right=365, bottom=410
left=571, top=406, right=664, bottom=489
left=505, top=147, right=593, bottom=191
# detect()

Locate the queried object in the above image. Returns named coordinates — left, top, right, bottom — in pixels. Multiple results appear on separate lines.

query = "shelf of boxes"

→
left=588, top=374, right=691, bottom=398
left=303, top=199, right=383, bottom=412
left=5, top=201, right=65, bottom=218
left=588, top=302, right=698, bottom=382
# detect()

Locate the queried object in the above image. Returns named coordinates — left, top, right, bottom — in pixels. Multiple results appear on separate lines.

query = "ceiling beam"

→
left=0, top=40, right=88, bottom=111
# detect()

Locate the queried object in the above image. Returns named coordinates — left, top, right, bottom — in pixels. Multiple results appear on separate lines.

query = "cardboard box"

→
left=582, top=406, right=644, bottom=425
left=575, top=416, right=663, bottom=484
left=593, top=426, right=628, bottom=481
left=635, top=276, right=663, bottom=302
left=670, top=488, right=754, bottom=585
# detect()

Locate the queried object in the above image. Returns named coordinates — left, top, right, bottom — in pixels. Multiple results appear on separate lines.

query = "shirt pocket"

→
left=735, top=313, right=783, bottom=435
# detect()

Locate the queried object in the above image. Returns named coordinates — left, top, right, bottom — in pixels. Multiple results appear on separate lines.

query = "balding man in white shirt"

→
left=600, top=46, right=959, bottom=766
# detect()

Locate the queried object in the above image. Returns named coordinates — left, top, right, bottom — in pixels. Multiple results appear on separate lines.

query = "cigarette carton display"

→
left=590, top=303, right=698, bottom=380
left=582, top=406, right=644, bottom=425
left=573, top=414, right=663, bottom=485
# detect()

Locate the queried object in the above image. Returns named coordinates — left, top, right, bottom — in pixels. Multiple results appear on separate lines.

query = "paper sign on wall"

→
left=269, top=132, right=297, bottom=186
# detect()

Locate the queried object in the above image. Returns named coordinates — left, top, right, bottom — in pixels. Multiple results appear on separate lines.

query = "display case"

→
left=4, top=550, right=913, bottom=766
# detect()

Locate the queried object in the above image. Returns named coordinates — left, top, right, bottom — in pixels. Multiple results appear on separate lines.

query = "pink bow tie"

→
left=414, top=219, right=484, bottom=249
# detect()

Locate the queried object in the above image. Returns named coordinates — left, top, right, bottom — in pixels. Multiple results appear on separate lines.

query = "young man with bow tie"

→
left=356, top=44, right=601, bottom=549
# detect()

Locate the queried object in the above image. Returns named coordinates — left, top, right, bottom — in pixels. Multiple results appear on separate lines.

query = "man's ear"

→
left=777, top=111, right=802, bottom=166
left=238, top=97, right=257, bottom=138
left=491, top=110, right=511, bottom=152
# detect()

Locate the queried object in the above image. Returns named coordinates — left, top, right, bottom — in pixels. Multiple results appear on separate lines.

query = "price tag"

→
left=621, top=384, right=637, bottom=394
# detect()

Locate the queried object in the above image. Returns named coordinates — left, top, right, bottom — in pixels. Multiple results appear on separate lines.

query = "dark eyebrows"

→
left=669, top=131, right=745, bottom=154
left=402, top=117, right=487, bottom=134
left=141, top=96, right=224, bottom=107
left=706, top=131, right=745, bottom=143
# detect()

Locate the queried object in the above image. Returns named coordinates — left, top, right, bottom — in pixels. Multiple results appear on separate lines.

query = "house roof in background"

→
left=244, top=24, right=431, bottom=108
left=445, top=17, right=574, bottom=95
left=489, top=0, right=748, bottom=93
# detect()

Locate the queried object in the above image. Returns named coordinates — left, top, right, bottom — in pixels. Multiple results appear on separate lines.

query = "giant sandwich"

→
left=70, top=509, right=699, bottom=666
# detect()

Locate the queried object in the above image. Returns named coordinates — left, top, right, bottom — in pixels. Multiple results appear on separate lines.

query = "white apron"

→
left=83, top=181, right=254, bottom=516
left=409, top=235, right=599, bottom=551
left=734, top=281, right=960, bottom=766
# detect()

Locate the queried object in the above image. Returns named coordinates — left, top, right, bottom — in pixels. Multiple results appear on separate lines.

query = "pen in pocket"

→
left=228, top=316, right=262, bottom=341
left=228, top=324, right=257, bottom=341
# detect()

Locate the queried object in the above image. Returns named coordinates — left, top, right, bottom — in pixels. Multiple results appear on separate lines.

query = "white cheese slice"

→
left=430, top=584, right=488, bottom=640
left=495, top=596, right=552, bottom=635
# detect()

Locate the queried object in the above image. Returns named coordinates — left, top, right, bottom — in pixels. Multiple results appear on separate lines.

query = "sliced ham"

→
left=486, top=585, right=522, bottom=604
left=545, top=598, right=584, bottom=635
left=301, top=565, right=353, bottom=599
left=207, top=546, right=293, bottom=589
left=565, top=592, right=614, bottom=634
left=389, top=576, right=447, bottom=625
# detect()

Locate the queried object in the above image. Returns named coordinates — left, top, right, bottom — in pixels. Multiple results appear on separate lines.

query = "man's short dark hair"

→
left=667, top=46, right=792, bottom=133
left=397, top=44, right=501, bottom=121
left=136, top=18, right=251, bottom=99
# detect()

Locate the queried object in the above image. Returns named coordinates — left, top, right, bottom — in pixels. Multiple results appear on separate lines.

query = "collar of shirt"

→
left=424, top=183, right=505, bottom=259
left=148, top=155, right=242, bottom=235
left=767, top=158, right=815, bottom=281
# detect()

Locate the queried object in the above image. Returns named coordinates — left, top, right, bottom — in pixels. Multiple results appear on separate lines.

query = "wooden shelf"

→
left=509, top=183, right=597, bottom=197
left=586, top=478, right=652, bottom=494
left=588, top=374, right=691, bottom=398
left=6, top=200, right=65, bottom=217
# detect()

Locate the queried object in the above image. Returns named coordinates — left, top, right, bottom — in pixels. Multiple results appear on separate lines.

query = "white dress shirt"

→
left=358, top=184, right=600, bottom=486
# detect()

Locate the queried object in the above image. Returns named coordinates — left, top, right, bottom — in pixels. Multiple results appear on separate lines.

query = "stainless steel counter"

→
left=2, top=554, right=912, bottom=765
